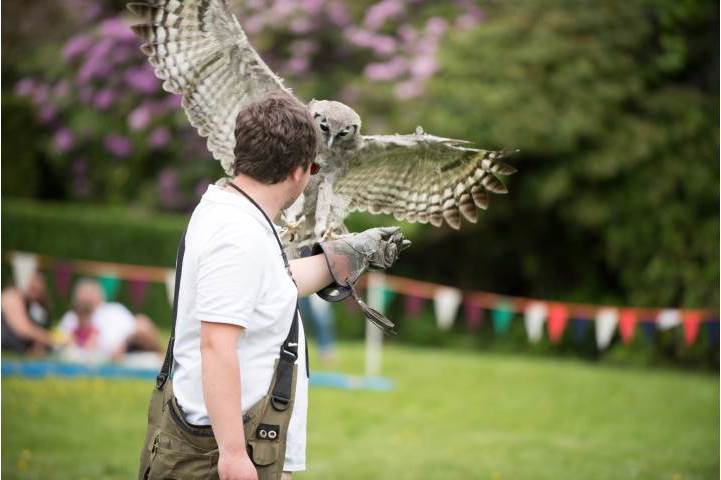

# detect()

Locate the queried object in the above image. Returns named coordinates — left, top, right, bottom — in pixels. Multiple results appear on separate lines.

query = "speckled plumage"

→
left=129, top=0, right=517, bottom=248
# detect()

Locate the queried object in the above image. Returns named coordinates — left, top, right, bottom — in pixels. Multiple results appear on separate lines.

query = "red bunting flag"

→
left=128, top=279, right=150, bottom=310
left=54, top=261, right=73, bottom=297
left=547, top=303, right=569, bottom=343
left=682, top=311, right=702, bottom=346
left=464, top=301, right=484, bottom=333
left=404, top=294, right=425, bottom=318
left=619, top=309, right=638, bottom=344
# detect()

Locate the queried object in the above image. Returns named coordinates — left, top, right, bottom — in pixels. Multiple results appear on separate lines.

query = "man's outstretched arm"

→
left=289, top=254, right=333, bottom=297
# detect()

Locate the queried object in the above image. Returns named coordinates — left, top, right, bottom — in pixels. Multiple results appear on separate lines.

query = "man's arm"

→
left=288, top=254, right=333, bottom=297
left=201, top=321, right=257, bottom=480
left=1, top=288, right=53, bottom=346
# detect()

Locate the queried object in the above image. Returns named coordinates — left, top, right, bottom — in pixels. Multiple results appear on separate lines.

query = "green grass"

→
left=2, top=343, right=718, bottom=479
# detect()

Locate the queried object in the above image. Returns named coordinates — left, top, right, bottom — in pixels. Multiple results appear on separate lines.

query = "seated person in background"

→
left=58, top=278, right=162, bottom=361
left=1, top=271, right=55, bottom=355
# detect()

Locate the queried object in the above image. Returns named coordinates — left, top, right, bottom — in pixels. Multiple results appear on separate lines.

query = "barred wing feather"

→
left=335, top=131, right=517, bottom=229
left=127, top=0, right=300, bottom=175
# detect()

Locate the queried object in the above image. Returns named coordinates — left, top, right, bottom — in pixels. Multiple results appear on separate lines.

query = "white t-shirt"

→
left=58, top=302, right=137, bottom=355
left=172, top=184, right=308, bottom=472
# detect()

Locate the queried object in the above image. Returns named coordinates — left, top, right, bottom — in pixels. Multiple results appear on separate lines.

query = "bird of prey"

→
left=128, top=0, right=517, bottom=250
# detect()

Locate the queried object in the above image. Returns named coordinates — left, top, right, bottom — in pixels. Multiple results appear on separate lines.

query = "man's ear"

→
left=290, top=164, right=307, bottom=183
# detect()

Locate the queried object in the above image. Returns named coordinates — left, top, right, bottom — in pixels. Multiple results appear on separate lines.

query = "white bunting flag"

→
left=524, top=302, right=547, bottom=343
left=11, top=252, right=38, bottom=293
left=165, top=269, right=176, bottom=304
left=433, top=287, right=462, bottom=331
left=657, top=309, right=682, bottom=330
left=595, top=308, right=618, bottom=350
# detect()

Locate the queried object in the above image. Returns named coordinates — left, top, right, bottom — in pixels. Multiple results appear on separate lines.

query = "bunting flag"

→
left=404, top=294, right=425, bottom=317
left=618, top=309, right=638, bottom=344
left=595, top=308, right=618, bottom=350
left=98, top=273, right=121, bottom=301
left=640, top=320, right=656, bottom=343
left=682, top=311, right=702, bottom=346
left=524, top=302, right=546, bottom=343
left=165, top=269, right=176, bottom=304
left=657, top=309, right=681, bottom=330
left=11, top=252, right=38, bottom=292
left=492, top=300, right=514, bottom=335
left=464, top=301, right=484, bottom=333
left=128, top=279, right=150, bottom=310
left=54, top=261, right=74, bottom=297
left=708, top=319, right=719, bottom=347
left=571, top=318, right=590, bottom=344
left=433, top=287, right=462, bottom=331
left=382, top=288, right=397, bottom=311
left=547, top=303, right=569, bottom=344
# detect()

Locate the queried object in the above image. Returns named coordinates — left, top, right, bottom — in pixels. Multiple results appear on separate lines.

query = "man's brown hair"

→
left=233, top=95, right=321, bottom=184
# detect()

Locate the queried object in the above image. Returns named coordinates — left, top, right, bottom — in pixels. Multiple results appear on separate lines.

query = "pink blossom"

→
left=79, top=86, right=94, bottom=103
left=299, top=0, right=324, bottom=15
left=286, top=57, right=309, bottom=75
left=104, top=134, right=133, bottom=158
left=124, top=66, right=159, bottom=93
left=243, top=14, right=266, bottom=35
left=425, top=17, right=448, bottom=37
left=94, top=89, right=116, bottom=109
left=31, top=84, right=50, bottom=105
left=364, top=57, right=407, bottom=81
left=100, top=18, right=134, bottom=40
left=157, top=168, right=180, bottom=207
left=129, top=104, right=153, bottom=131
left=14, top=78, right=35, bottom=97
left=327, top=1, right=350, bottom=26
left=290, top=17, right=313, bottom=34
left=63, top=35, right=93, bottom=61
left=39, top=105, right=57, bottom=123
left=364, top=0, right=404, bottom=31
left=409, top=56, right=437, bottom=79
left=148, top=127, right=171, bottom=148
left=72, top=158, right=91, bottom=197
left=52, top=128, right=75, bottom=153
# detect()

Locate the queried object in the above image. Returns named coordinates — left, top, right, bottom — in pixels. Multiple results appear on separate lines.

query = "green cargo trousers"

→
left=138, top=359, right=297, bottom=479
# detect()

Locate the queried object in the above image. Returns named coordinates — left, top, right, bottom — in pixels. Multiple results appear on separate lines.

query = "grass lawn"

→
left=2, top=342, right=718, bottom=479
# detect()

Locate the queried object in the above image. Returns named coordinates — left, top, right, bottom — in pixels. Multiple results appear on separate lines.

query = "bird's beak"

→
left=327, top=135, right=334, bottom=148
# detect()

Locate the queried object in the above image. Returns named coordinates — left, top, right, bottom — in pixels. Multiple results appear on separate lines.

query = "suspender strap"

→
left=156, top=231, right=187, bottom=389
left=271, top=303, right=299, bottom=411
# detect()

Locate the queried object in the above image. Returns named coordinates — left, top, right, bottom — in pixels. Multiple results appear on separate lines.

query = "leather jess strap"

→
left=156, top=183, right=309, bottom=396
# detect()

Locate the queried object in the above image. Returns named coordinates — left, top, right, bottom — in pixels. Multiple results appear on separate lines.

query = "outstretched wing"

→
left=335, top=129, right=517, bottom=229
left=128, top=0, right=301, bottom=174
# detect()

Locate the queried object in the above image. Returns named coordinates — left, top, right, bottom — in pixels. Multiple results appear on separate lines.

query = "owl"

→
left=128, top=0, right=517, bottom=250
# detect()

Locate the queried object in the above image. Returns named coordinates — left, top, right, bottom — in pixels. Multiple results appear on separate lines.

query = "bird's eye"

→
left=338, top=130, right=347, bottom=137
left=314, top=113, right=322, bottom=118
left=320, top=123, right=329, bottom=132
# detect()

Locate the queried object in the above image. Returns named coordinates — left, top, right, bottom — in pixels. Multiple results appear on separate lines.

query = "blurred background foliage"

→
left=2, top=0, right=718, bottom=347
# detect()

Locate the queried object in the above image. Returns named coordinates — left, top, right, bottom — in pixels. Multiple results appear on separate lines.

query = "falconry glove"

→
left=312, top=227, right=411, bottom=334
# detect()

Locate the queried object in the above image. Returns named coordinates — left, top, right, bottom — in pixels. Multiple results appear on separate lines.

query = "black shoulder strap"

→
left=156, top=230, right=187, bottom=389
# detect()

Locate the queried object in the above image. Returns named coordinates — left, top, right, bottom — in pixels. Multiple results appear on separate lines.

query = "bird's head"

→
left=308, top=99, right=361, bottom=149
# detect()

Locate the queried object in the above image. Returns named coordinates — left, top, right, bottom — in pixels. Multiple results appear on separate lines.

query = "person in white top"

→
left=162, top=95, right=408, bottom=480
left=58, top=279, right=162, bottom=360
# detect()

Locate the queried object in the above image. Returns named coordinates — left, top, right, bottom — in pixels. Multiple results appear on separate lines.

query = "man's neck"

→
left=227, top=175, right=287, bottom=221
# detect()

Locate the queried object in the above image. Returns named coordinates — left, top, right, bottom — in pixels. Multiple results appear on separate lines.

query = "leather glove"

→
left=312, top=227, right=411, bottom=335
left=312, top=226, right=411, bottom=290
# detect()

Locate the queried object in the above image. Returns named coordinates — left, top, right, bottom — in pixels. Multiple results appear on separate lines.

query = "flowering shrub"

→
left=12, top=0, right=484, bottom=210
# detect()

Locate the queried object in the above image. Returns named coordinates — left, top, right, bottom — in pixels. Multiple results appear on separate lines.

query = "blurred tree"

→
left=388, top=0, right=719, bottom=308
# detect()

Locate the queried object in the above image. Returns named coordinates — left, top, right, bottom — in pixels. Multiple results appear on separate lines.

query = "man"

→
left=144, top=95, right=408, bottom=480
left=58, top=279, right=162, bottom=360
left=1, top=271, right=54, bottom=355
